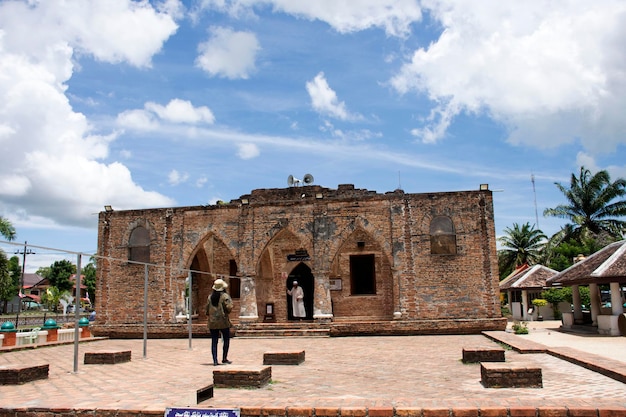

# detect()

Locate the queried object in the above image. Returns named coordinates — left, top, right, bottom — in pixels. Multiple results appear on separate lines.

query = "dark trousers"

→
left=210, top=327, right=230, bottom=364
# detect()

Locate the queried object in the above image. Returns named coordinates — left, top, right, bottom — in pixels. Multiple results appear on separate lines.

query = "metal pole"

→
left=143, top=264, right=148, bottom=359
left=73, top=254, right=82, bottom=373
left=18, top=241, right=26, bottom=313
left=16, top=241, right=34, bottom=314
left=187, top=271, right=192, bottom=350
left=531, top=174, right=539, bottom=228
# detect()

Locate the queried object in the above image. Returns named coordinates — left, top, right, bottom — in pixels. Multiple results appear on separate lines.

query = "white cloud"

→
left=319, top=120, right=381, bottom=141
left=168, top=169, right=189, bottom=186
left=0, top=0, right=178, bottom=228
left=116, top=109, right=160, bottom=131
left=117, top=99, right=215, bottom=130
left=575, top=152, right=599, bottom=173
left=306, top=72, right=360, bottom=121
left=196, top=176, right=208, bottom=188
left=145, top=99, right=215, bottom=124
left=119, top=149, right=132, bottom=159
left=272, top=0, right=422, bottom=37
left=0, top=0, right=179, bottom=68
left=236, top=143, right=260, bottom=159
left=391, top=1, right=626, bottom=154
left=198, top=0, right=422, bottom=37
left=196, top=26, right=260, bottom=79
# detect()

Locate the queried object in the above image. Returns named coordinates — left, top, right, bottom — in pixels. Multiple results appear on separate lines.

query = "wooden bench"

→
left=263, top=350, right=305, bottom=365
left=462, top=347, right=505, bottom=363
left=84, top=350, right=132, bottom=364
left=213, top=366, right=271, bottom=388
left=481, top=362, right=542, bottom=388
left=0, top=364, right=49, bottom=385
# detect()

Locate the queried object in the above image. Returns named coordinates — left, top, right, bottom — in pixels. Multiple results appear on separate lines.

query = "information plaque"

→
left=165, top=408, right=240, bottom=417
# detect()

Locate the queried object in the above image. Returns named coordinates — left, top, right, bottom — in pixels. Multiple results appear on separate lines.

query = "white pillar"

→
left=572, top=285, right=583, bottom=323
left=610, top=282, right=624, bottom=316
left=589, top=283, right=601, bottom=326
left=238, top=275, right=259, bottom=322
left=521, top=290, right=529, bottom=321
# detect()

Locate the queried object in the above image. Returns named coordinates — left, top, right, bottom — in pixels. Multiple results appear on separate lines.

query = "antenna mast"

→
left=531, top=174, right=539, bottom=228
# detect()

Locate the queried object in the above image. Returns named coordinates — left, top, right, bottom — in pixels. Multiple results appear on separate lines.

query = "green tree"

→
left=36, top=266, right=51, bottom=279
left=0, top=250, right=14, bottom=312
left=0, top=217, right=17, bottom=312
left=543, top=166, right=626, bottom=241
left=544, top=236, right=604, bottom=271
left=82, top=260, right=96, bottom=305
left=8, top=256, right=21, bottom=285
left=41, top=286, right=66, bottom=312
left=541, top=287, right=569, bottom=319
left=47, top=260, right=76, bottom=293
left=0, top=216, right=16, bottom=241
left=497, top=222, right=547, bottom=278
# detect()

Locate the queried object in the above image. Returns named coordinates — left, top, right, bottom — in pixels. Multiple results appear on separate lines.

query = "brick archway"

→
left=285, top=263, right=314, bottom=321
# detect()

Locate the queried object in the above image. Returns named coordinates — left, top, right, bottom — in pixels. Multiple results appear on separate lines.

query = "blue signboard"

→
left=165, top=408, right=240, bottom=417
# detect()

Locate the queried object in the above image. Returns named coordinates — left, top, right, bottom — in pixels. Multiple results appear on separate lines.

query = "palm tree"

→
left=0, top=216, right=16, bottom=241
left=498, top=222, right=547, bottom=278
left=543, top=166, right=626, bottom=241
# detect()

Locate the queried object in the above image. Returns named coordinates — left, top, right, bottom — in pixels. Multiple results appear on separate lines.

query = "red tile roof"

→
left=500, top=264, right=558, bottom=291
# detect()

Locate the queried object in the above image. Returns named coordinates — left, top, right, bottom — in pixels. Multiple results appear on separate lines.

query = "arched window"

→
left=430, top=216, right=457, bottom=255
left=129, top=226, right=150, bottom=263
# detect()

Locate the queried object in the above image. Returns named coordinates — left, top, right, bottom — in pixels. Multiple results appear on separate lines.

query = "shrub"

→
left=512, top=321, right=529, bottom=334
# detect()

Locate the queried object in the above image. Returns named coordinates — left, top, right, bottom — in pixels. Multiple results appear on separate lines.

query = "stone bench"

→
left=462, top=347, right=505, bottom=363
left=84, top=350, right=131, bottom=365
left=481, top=362, right=542, bottom=388
left=0, top=364, right=49, bottom=385
left=196, top=384, right=214, bottom=403
left=213, top=366, right=271, bottom=388
left=263, top=350, right=305, bottom=365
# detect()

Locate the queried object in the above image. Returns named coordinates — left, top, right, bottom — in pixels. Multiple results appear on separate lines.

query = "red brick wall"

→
left=96, top=184, right=501, bottom=331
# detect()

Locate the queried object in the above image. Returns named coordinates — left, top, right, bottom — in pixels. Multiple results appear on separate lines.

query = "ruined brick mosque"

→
left=93, top=181, right=506, bottom=337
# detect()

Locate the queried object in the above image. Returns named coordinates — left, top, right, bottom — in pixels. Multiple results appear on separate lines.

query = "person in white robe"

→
left=287, top=280, right=305, bottom=319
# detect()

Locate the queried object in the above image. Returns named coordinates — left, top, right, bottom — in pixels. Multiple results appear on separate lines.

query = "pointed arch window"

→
left=129, top=226, right=150, bottom=263
left=430, top=216, right=457, bottom=255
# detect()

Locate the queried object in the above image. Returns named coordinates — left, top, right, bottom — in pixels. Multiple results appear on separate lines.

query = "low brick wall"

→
left=0, top=364, right=49, bottom=385
left=213, top=366, right=271, bottom=388
left=481, top=362, right=542, bottom=388
left=90, top=318, right=507, bottom=338
left=462, top=347, right=505, bottom=363
left=2, top=405, right=626, bottom=417
left=329, top=318, right=508, bottom=336
left=263, top=350, right=305, bottom=365
left=84, top=350, right=132, bottom=365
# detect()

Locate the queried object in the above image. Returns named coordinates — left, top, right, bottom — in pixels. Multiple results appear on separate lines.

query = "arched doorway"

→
left=285, top=263, right=314, bottom=321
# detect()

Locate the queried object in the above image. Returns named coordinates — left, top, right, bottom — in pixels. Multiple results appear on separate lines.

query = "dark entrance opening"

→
left=350, top=254, right=376, bottom=295
left=285, top=263, right=314, bottom=321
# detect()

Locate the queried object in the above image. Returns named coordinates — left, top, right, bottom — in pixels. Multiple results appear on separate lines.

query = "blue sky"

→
left=1, top=0, right=625, bottom=272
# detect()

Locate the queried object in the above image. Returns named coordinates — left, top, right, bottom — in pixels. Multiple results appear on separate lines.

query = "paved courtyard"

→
left=0, top=321, right=625, bottom=412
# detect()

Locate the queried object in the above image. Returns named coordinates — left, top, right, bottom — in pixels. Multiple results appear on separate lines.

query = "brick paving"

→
left=0, top=329, right=625, bottom=413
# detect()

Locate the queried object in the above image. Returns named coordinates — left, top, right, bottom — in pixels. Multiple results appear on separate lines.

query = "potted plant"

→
left=532, top=298, right=548, bottom=321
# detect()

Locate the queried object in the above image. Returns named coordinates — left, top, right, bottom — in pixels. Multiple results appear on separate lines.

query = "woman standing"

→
left=206, top=278, right=233, bottom=366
